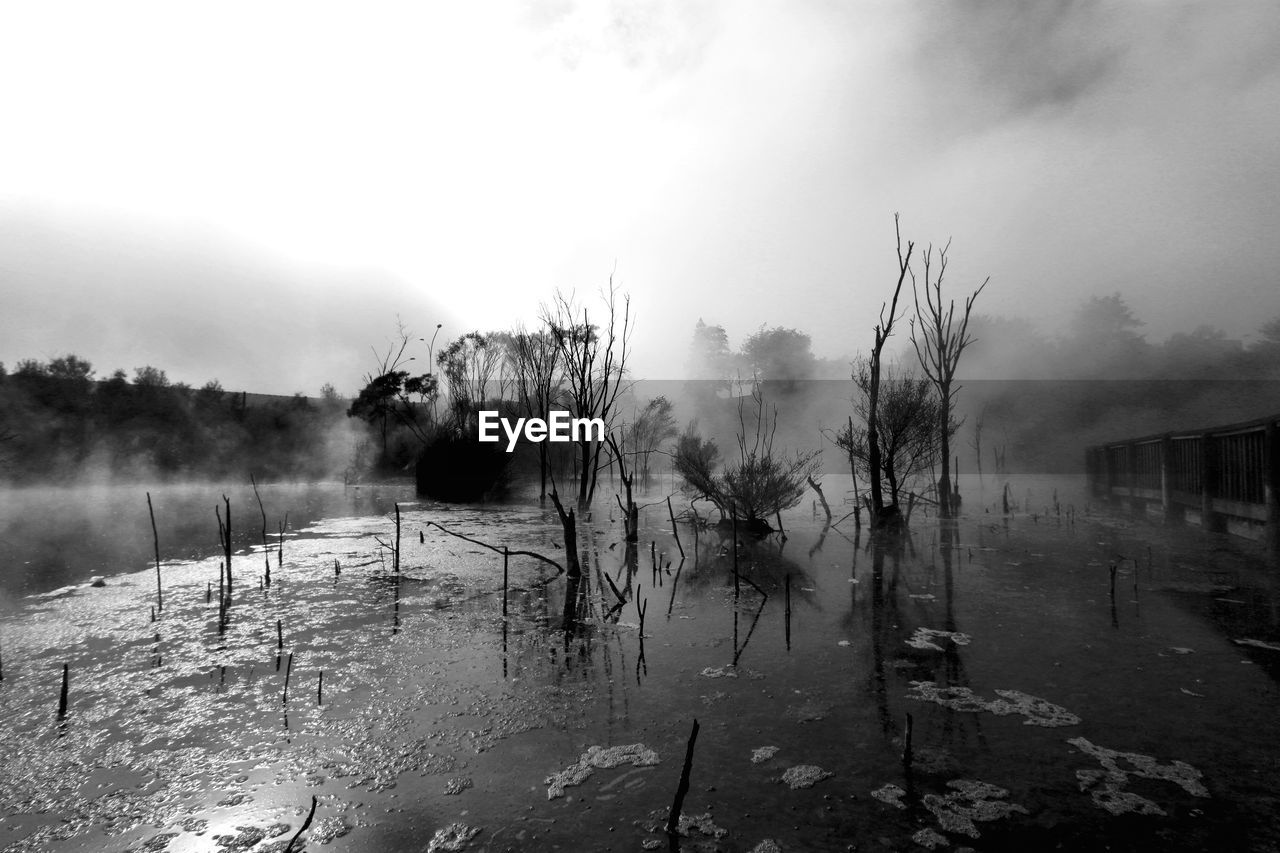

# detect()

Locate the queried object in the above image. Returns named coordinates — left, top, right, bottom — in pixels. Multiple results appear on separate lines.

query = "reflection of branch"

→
left=831, top=508, right=861, bottom=528
left=807, top=524, right=829, bottom=559
left=737, top=570, right=769, bottom=601
left=424, top=521, right=564, bottom=577
left=601, top=566, right=627, bottom=606
left=731, top=597, right=768, bottom=666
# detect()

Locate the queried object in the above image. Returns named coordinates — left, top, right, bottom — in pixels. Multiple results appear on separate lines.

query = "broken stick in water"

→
left=903, top=711, right=914, bottom=769
left=282, top=652, right=294, bottom=705
left=57, top=663, right=69, bottom=720
left=667, top=496, right=684, bottom=559
left=147, top=491, right=162, bottom=612
left=251, top=474, right=270, bottom=586
left=283, top=794, right=318, bottom=853
left=666, top=718, right=701, bottom=836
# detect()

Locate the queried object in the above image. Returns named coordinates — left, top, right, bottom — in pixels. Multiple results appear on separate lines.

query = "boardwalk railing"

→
left=1085, top=413, right=1280, bottom=553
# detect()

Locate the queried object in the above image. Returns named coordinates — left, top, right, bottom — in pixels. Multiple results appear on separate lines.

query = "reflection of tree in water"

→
left=934, top=524, right=988, bottom=755
left=674, top=527, right=815, bottom=599
left=861, top=525, right=987, bottom=773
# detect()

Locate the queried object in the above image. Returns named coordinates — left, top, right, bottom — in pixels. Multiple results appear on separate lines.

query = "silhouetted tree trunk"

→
left=548, top=486, right=581, bottom=628
left=607, top=432, right=639, bottom=542
left=868, top=215, right=914, bottom=527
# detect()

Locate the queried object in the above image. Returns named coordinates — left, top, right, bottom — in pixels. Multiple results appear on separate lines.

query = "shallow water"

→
left=1, top=475, right=1278, bottom=852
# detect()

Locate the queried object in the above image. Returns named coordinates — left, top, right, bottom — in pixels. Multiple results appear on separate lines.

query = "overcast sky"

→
left=2, top=1, right=1278, bottom=394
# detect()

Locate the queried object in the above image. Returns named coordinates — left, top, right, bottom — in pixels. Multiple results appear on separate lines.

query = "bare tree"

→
left=865, top=214, right=914, bottom=527
left=605, top=430, right=640, bottom=542
left=509, top=323, right=563, bottom=498
left=541, top=279, right=633, bottom=508
left=347, top=323, right=437, bottom=459
left=625, top=396, right=678, bottom=487
left=909, top=241, right=988, bottom=517
left=436, top=331, right=505, bottom=429
left=833, top=360, right=949, bottom=516
left=673, top=382, right=820, bottom=532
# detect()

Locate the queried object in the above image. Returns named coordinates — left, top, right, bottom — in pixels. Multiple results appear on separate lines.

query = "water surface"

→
left=0, top=475, right=1277, bottom=852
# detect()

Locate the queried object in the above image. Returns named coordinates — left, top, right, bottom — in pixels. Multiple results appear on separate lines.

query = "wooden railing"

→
left=1085, top=413, right=1280, bottom=553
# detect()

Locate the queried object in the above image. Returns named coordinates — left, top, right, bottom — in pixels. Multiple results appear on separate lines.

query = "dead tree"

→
left=606, top=432, right=640, bottom=542
left=510, top=324, right=563, bottom=498
left=436, top=331, right=506, bottom=430
left=547, top=484, right=582, bottom=628
left=542, top=279, right=633, bottom=509
left=834, top=359, right=941, bottom=515
left=867, top=214, right=914, bottom=528
left=625, top=396, right=677, bottom=487
left=909, top=241, right=988, bottom=518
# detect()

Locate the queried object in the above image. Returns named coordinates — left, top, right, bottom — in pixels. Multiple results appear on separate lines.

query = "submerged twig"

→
left=667, top=496, right=684, bottom=559
left=666, top=557, right=685, bottom=617
left=601, top=565, right=627, bottom=607
left=57, top=663, right=69, bottom=720
left=903, top=711, right=914, bottom=769
left=666, top=719, right=701, bottom=835
left=732, top=595, right=767, bottom=666
left=425, top=521, right=565, bottom=578
left=283, top=795, right=318, bottom=853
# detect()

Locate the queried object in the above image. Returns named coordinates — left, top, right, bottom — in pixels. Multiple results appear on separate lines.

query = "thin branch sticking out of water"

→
left=667, top=496, right=685, bottom=559
left=147, top=492, right=162, bottom=612
left=251, top=474, right=270, bottom=587
left=57, top=663, right=68, bottom=720
left=667, top=718, right=700, bottom=836
left=424, top=521, right=565, bottom=579
left=283, top=795, right=318, bottom=853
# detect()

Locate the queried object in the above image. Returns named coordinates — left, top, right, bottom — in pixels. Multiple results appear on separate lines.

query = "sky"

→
left=2, top=1, right=1278, bottom=395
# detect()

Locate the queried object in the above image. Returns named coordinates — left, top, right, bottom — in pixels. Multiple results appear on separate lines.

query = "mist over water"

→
left=0, top=482, right=409, bottom=598
left=0, top=475, right=1278, bottom=851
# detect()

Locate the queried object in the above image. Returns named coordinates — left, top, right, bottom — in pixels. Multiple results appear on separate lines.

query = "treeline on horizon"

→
left=682, top=293, right=1280, bottom=474
left=0, top=359, right=356, bottom=483
left=3, top=291, right=1278, bottom=486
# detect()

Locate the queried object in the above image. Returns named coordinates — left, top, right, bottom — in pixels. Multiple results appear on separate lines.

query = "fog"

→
left=2, top=2, right=1278, bottom=395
